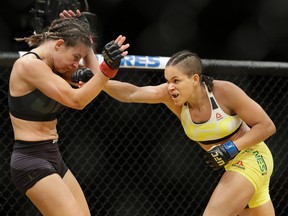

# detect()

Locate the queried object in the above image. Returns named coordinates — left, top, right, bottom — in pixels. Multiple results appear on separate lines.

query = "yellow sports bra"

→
left=181, top=84, right=242, bottom=144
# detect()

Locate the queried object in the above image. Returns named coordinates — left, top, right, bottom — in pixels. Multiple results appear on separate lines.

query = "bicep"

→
left=235, top=96, right=270, bottom=127
left=20, top=60, right=77, bottom=107
left=223, top=83, right=270, bottom=127
left=129, top=84, right=181, bottom=118
left=104, top=81, right=171, bottom=104
left=130, top=83, right=171, bottom=104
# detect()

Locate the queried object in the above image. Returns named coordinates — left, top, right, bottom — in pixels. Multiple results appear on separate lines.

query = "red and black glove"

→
left=99, top=40, right=123, bottom=78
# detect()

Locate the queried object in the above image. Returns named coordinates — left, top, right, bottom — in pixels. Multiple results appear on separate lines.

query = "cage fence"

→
left=0, top=53, right=288, bottom=216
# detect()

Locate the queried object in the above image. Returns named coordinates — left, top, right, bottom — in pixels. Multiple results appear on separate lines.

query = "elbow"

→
left=75, top=103, right=87, bottom=110
left=70, top=100, right=88, bottom=110
left=269, top=122, right=276, bottom=136
left=264, top=120, right=276, bottom=137
left=119, top=96, right=133, bottom=103
left=74, top=105, right=86, bottom=110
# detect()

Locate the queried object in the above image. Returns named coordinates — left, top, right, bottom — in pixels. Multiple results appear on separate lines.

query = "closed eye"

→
left=74, top=54, right=82, bottom=62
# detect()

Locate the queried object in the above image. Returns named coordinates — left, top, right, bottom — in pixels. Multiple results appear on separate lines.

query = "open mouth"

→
left=171, top=93, right=179, bottom=99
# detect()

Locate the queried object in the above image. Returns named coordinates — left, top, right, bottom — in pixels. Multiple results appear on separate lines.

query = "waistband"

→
left=13, top=139, right=59, bottom=151
left=12, top=139, right=61, bottom=162
left=14, top=139, right=58, bottom=144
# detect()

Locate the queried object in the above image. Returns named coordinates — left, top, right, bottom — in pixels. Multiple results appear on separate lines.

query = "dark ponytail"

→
left=201, top=75, right=214, bottom=92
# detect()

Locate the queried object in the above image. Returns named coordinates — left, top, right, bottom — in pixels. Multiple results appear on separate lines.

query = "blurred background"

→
left=1, top=0, right=288, bottom=62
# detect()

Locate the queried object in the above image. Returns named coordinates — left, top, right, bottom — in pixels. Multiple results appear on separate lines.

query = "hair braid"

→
left=166, top=50, right=214, bottom=91
left=15, top=17, right=94, bottom=49
left=201, top=75, right=214, bottom=92
left=166, top=50, right=203, bottom=78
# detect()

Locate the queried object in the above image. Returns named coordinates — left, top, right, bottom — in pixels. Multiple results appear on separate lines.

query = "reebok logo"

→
left=216, top=113, right=223, bottom=121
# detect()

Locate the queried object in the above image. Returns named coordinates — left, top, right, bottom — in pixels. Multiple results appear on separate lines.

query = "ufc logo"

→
left=211, top=152, right=225, bottom=166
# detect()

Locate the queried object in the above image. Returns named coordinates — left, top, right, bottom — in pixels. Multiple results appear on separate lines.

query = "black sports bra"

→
left=8, top=52, right=65, bottom=121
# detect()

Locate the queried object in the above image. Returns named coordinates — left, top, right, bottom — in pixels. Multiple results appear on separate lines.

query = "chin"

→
left=59, top=69, right=71, bottom=74
left=173, top=100, right=183, bottom=106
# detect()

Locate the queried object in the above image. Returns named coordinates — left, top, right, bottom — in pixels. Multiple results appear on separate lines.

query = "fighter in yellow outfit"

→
left=181, top=84, right=273, bottom=209
left=73, top=50, right=276, bottom=215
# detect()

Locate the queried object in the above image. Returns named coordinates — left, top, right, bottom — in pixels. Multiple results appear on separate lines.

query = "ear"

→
left=192, top=74, right=200, bottom=85
left=55, top=39, right=65, bottom=51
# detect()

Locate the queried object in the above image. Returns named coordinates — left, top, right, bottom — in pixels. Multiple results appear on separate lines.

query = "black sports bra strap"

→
left=22, top=52, right=42, bottom=60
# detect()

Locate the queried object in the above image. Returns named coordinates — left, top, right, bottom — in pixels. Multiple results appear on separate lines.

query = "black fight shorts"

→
left=10, top=140, right=69, bottom=194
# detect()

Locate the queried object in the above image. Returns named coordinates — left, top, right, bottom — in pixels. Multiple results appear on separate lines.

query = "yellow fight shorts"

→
left=225, top=141, right=273, bottom=208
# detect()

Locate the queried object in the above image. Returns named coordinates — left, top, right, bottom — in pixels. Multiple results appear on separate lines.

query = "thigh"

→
left=63, top=169, right=90, bottom=216
left=26, top=173, right=85, bottom=216
left=227, top=142, right=274, bottom=208
left=203, top=171, right=255, bottom=216
left=10, top=140, right=69, bottom=194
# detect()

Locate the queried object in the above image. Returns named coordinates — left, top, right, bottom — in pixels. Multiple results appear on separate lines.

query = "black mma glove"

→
left=99, top=40, right=123, bottom=78
left=71, top=67, right=94, bottom=83
left=204, top=140, right=239, bottom=170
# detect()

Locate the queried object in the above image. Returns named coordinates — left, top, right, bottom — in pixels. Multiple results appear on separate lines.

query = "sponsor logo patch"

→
left=216, top=112, right=223, bottom=121
left=232, top=160, right=245, bottom=170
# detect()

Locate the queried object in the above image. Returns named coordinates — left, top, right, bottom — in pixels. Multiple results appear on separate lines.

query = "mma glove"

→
left=204, top=140, right=239, bottom=170
left=71, top=67, right=94, bottom=83
left=99, top=40, right=123, bottom=78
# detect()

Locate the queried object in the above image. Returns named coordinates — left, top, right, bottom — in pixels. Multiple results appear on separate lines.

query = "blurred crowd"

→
left=1, top=0, right=288, bottom=61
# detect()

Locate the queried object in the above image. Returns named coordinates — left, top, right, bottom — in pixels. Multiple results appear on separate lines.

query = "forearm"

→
left=83, top=48, right=100, bottom=75
left=234, top=121, right=276, bottom=150
left=103, top=80, right=136, bottom=102
left=71, top=72, right=109, bottom=109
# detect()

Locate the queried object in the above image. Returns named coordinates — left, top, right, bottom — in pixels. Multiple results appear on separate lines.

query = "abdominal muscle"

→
left=10, top=114, right=59, bottom=141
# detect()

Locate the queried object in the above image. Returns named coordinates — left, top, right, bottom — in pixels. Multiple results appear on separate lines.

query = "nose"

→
left=168, top=83, right=175, bottom=91
left=72, top=62, right=79, bottom=69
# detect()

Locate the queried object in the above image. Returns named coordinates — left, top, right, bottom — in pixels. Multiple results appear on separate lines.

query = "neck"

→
left=186, top=84, right=208, bottom=109
left=32, top=45, right=54, bottom=70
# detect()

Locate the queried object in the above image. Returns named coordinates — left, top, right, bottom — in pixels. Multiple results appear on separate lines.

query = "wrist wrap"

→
left=223, top=140, right=239, bottom=158
left=99, top=62, right=118, bottom=78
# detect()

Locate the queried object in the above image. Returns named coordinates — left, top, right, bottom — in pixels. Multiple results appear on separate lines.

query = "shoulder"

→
left=14, top=54, right=39, bottom=67
left=154, top=83, right=169, bottom=94
left=213, top=79, right=237, bottom=88
left=13, top=54, right=48, bottom=77
left=154, top=83, right=173, bottom=102
left=137, top=83, right=172, bottom=104
left=154, top=83, right=182, bottom=117
left=212, top=80, right=250, bottom=113
left=141, top=83, right=177, bottom=106
left=138, top=82, right=168, bottom=96
left=213, top=80, right=243, bottom=96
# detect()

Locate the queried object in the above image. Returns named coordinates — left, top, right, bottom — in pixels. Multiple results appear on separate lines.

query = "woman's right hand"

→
left=99, top=35, right=129, bottom=78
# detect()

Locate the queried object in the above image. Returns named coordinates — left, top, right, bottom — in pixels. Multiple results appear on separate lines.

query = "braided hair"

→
left=166, top=50, right=214, bottom=92
left=15, top=17, right=95, bottom=50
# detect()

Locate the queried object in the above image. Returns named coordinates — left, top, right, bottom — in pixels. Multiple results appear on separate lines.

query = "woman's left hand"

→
left=59, top=9, right=81, bottom=19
